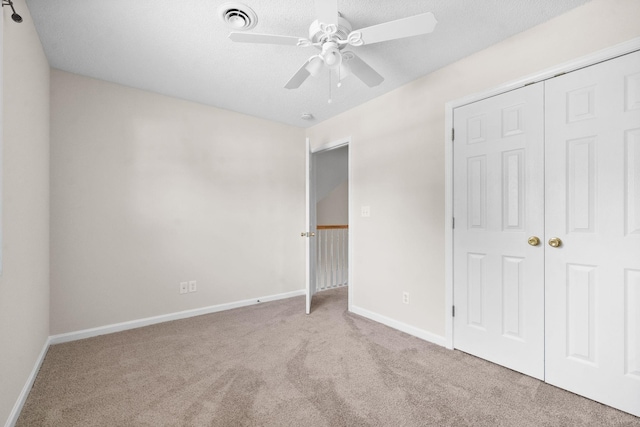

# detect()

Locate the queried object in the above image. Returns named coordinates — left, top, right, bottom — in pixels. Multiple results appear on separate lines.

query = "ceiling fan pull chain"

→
left=328, top=72, right=333, bottom=104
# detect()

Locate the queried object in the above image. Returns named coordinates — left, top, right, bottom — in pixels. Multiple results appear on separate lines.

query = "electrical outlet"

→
left=403, top=292, right=409, bottom=304
left=188, top=280, right=197, bottom=293
left=361, top=206, right=370, bottom=217
left=179, top=282, right=188, bottom=294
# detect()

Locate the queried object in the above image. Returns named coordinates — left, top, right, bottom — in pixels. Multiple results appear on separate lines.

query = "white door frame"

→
left=308, top=137, right=353, bottom=312
left=444, top=37, right=640, bottom=349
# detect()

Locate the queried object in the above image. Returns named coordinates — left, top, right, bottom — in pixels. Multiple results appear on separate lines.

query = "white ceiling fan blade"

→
left=355, top=12, right=437, bottom=45
left=344, top=52, right=383, bottom=87
left=284, top=61, right=313, bottom=89
left=229, top=32, right=303, bottom=46
left=315, top=0, right=338, bottom=26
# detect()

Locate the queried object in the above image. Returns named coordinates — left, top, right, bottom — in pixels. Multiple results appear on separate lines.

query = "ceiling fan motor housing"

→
left=308, top=16, right=352, bottom=47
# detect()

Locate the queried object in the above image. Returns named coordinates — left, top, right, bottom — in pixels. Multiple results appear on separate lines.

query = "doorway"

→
left=305, top=138, right=351, bottom=314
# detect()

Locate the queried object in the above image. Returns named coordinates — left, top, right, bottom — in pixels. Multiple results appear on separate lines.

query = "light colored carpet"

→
left=17, top=287, right=640, bottom=426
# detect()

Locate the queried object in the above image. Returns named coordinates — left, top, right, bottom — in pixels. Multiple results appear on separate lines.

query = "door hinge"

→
left=452, top=217, right=455, bottom=229
left=452, top=306, right=455, bottom=317
left=451, top=128, right=455, bottom=141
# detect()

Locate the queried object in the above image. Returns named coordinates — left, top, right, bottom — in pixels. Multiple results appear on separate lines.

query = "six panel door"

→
left=544, top=50, right=640, bottom=417
left=453, top=83, right=545, bottom=380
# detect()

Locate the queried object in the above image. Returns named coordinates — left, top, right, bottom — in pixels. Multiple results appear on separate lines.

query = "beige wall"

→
left=50, top=71, right=306, bottom=334
left=317, top=180, right=348, bottom=225
left=315, top=145, right=348, bottom=225
left=0, top=0, right=50, bottom=424
left=306, top=0, right=640, bottom=338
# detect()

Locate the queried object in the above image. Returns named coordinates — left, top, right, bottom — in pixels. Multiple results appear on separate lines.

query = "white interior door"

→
left=305, top=138, right=317, bottom=314
left=453, top=83, right=545, bottom=379
left=544, top=50, right=640, bottom=417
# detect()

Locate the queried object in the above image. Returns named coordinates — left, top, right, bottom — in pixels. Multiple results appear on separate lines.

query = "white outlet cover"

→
left=179, top=282, right=188, bottom=294
left=361, top=206, right=371, bottom=217
left=188, top=280, right=197, bottom=293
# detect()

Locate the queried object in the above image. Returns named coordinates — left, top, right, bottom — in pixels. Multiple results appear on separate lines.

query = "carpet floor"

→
left=17, top=287, right=640, bottom=426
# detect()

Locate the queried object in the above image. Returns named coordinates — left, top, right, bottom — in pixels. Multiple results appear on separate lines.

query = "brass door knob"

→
left=310, top=232, right=316, bottom=237
left=528, top=236, right=541, bottom=246
left=548, top=237, right=562, bottom=248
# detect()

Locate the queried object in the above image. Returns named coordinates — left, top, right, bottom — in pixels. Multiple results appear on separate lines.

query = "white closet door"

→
left=453, top=83, right=545, bottom=379
left=545, top=50, right=640, bottom=417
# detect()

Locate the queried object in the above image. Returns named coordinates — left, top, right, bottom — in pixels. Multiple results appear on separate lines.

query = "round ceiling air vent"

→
left=218, top=3, right=258, bottom=31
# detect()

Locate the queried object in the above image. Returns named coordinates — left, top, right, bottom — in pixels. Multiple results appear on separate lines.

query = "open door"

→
left=305, top=138, right=317, bottom=314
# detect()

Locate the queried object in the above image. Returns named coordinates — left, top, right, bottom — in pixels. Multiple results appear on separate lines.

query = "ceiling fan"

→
left=226, top=0, right=437, bottom=90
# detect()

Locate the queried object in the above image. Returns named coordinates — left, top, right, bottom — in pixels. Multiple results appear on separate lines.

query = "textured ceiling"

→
left=25, top=0, right=592, bottom=128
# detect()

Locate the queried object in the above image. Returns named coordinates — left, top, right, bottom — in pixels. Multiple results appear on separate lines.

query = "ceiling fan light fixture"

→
left=218, top=3, right=258, bottom=31
left=339, top=61, right=351, bottom=80
left=321, top=42, right=342, bottom=69
left=306, top=56, right=324, bottom=77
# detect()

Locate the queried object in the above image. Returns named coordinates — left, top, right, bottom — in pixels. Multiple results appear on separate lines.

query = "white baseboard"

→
left=5, top=338, right=51, bottom=427
left=49, top=289, right=305, bottom=345
left=350, top=305, right=447, bottom=348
